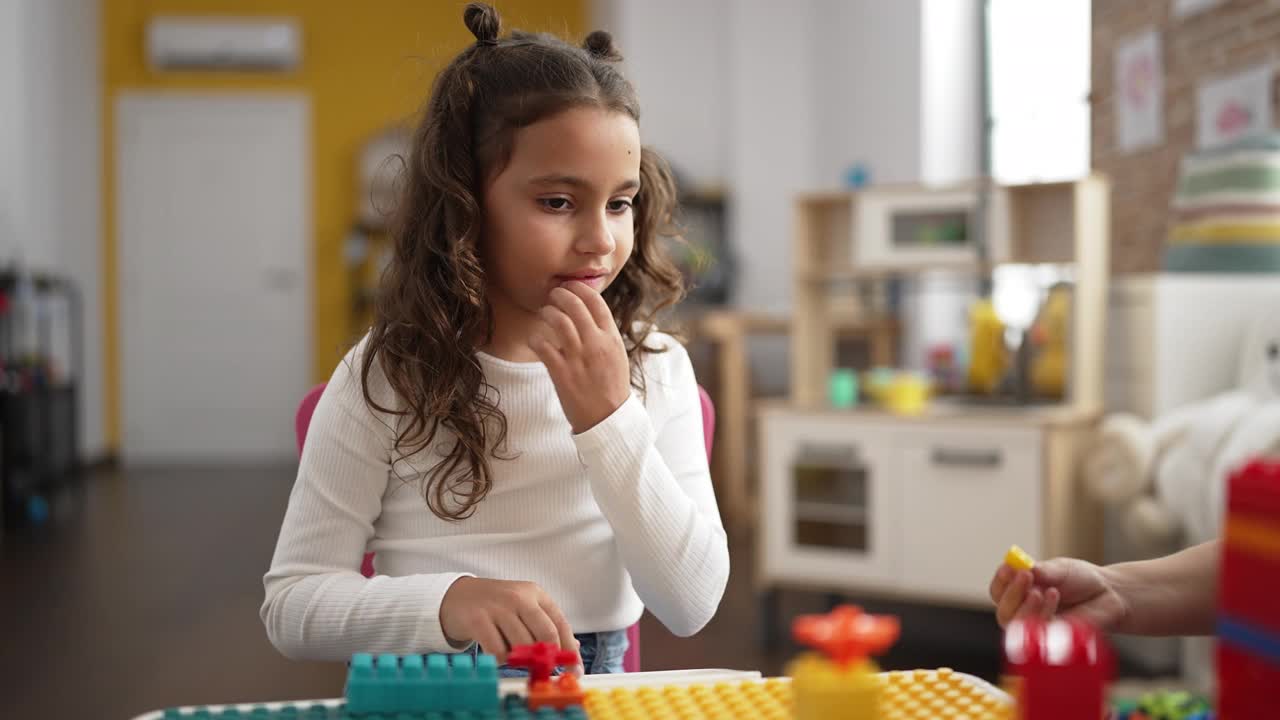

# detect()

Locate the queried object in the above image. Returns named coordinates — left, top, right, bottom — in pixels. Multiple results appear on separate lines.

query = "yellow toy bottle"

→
left=1029, top=284, right=1071, bottom=399
left=967, top=298, right=1007, bottom=395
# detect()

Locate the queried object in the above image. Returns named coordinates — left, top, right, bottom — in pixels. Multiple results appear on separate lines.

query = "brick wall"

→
left=1092, top=0, right=1280, bottom=273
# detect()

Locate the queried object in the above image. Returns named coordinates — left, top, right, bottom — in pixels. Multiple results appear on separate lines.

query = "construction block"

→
left=1004, top=544, right=1036, bottom=572
left=881, top=668, right=1014, bottom=720
left=344, top=652, right=499, bottom=716
left=1220, top=459, right=1280, bottom=633
left=528, top=673, right=586, bottom=712
left=160, top=705, right=343, bottom=720
left=502, top=692, right=588, bottom=719
left=787, top=653, right=880, bottom=720
left=792, top=604, right=901, bottom=667
left=581, top=673, right=1012, bottom=720
left=1225, top=512, right=1280, bottom=560
left=1227, top=459, right=1280, bottom=518
left=1218, top=639, right=1280, bottom=720
left=787, top=605, right=902, bottom=720
left=1002, top=616, right=1112, bottom=720
left=507, top=642, right=580, bottom=683
left=1220, top=541, right=1280, bottom=633
left=584, top=679, right=794, bottom=720
left=1218, top=616, right=1280, bottom=667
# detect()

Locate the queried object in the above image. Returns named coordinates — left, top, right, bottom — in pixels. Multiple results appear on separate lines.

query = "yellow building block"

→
left=581, top=668, right=1014, bottom=720
left=788, top=653, right=881, bottom=720
left=1004, top=545, right=1036, bottom=572
left=880, top=668, right=1014, bottom=720
left=582, top=678, right=793, bottom=720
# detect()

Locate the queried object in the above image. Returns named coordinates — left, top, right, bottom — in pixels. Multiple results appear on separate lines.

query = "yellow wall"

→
left=101, top=0, right=585, bottom=449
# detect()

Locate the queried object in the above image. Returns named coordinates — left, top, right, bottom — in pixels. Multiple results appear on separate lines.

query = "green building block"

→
left=344, top=652, right=500, bottom=716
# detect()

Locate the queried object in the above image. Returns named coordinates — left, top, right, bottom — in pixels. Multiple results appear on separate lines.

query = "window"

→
left=987, top=0, right=1091, bottom=183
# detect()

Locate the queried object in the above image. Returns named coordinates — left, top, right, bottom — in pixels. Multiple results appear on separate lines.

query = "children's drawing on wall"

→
left=1114, top=27, right=1163, bottom=154
left=1197, top=63, right=1275, bottom=150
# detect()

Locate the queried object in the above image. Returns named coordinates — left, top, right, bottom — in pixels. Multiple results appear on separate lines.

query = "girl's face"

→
left=481, top=106, right=641, bottom=350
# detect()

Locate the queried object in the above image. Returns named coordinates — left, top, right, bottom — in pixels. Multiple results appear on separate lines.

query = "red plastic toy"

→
left=1002, top=615, right=1113, bottom=720
left=1217, top=458, right=1280, bottom=720
left=507, top=642, right=585, bottom=711
left=792, top=604, right=901, bottom=667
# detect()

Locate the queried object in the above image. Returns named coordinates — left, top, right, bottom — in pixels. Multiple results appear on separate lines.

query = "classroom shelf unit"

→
left=757, top=176, right=1110, bottom=637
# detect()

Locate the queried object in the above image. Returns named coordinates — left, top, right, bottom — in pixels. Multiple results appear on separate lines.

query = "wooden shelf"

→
left=789, top=174, right=1110, bottom=414
left=796, top=262, right=985, bottom=283
left=757, top=398, right=1101, bottom=429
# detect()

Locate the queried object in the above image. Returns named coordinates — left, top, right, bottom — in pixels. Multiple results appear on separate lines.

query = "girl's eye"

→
left=608, top=199, right=634, bottom=213
left=539, top=197, right=572, bottom=212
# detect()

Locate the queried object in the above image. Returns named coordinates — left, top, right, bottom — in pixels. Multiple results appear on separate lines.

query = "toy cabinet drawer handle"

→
left=930, top=447, right=1003, bottom=469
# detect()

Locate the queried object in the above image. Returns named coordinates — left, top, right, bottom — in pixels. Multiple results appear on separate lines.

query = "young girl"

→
left=261, top=3, right=729, bottom=674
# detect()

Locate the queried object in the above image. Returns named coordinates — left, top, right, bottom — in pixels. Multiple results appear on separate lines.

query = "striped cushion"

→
left=1167, top=133, right=1280, bottom=271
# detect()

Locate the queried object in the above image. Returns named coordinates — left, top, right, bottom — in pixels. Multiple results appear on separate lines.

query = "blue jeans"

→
left=463, top=629, right=629, bottom=678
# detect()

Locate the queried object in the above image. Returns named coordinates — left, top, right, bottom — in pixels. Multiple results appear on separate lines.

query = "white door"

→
left=117, top=94, right=311, bottom=463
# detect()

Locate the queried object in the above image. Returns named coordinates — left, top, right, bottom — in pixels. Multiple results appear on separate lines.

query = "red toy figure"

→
left=793, top=604, right=901, bottom=667
left=1002, top=616, right=1113, bottom=720
left=507, top=642, right=585, bottom=711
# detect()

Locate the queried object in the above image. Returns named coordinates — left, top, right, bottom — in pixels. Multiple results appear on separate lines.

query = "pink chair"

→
left=294, top=381, right=718, bottom=673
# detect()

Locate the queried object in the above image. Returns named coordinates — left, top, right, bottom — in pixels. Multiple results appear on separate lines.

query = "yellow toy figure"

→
left=967, top=298, right=1008, bottom=395
left=1028, top=284, right=1071, bottom=399
left=787, top=605, right=900, bottom=720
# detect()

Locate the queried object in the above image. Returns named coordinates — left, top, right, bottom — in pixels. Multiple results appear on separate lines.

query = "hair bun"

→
left=583, top=30, right=622, bottom=61
left=464, top=3, right=500, bottom=46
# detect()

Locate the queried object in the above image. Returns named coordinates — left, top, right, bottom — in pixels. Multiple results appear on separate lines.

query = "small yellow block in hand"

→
left=1004, top=544, right=1036, bottom=571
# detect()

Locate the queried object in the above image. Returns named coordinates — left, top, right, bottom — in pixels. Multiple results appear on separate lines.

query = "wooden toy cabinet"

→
left=757, top=177, right=1111, bottom=624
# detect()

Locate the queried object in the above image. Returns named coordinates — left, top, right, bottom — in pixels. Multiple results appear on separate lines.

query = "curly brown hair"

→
left=360, top=3, right=686, bottom=521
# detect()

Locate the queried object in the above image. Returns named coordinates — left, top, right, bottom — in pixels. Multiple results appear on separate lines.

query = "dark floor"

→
left=1, top=465, right=1007, bottom=719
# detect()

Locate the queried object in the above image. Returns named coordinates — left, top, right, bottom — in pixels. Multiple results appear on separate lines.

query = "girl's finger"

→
left=563, top=280, right=614, bottom=330
left=548, top=287, right=598, bottom=342
left=472, top=618, right=508, bottom=664
left=538, top=305, right=581, bottom=352
left=494, top=610, right=536, bottom=652
left=529, top=330, right=567, bottom=373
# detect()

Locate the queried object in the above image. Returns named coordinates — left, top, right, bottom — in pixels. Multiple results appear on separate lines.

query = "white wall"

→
left=727, top=0, right=818, bottom=312
left=0, top=0, right=31, bottom=266
left=0, top=0, right=106, bottom=458
left=811, top=0, right=923, bottom=188
left=603, top=0, right=731, bottom=190
left=600, top=0, right=980, bottom=314
left=921, top=0, right=981, bottom=185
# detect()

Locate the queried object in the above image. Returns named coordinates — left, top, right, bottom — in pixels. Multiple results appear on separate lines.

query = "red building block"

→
left=1228, top=459, right=1280, bottom=518
left=1219, top=459, right=1280, bottom=633
left=1002, top=616, right=1113, bottom=720
left=507, top=642, right=579, bottom=684
left=1217, top=641, right=1280, bottom=720
left=527, top=673, right=585, bottom=711
left=507, top=642, right=585, bottom=711
left=792, top=604, right=901, bottom=667
left=1219, top=540, right=1280, bottom=633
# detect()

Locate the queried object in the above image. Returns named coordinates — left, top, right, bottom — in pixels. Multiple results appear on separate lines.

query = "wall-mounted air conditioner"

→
left=146, top=17, right=301, bottom=71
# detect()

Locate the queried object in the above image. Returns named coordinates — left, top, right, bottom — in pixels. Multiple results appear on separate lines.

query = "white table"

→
left=132, top=667, right=1012, bottom=719
left=130, top=669, right=765, bottom=719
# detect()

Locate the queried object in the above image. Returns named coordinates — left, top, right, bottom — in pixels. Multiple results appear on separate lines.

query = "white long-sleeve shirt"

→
left=261, top=331, right=729, bottom=661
